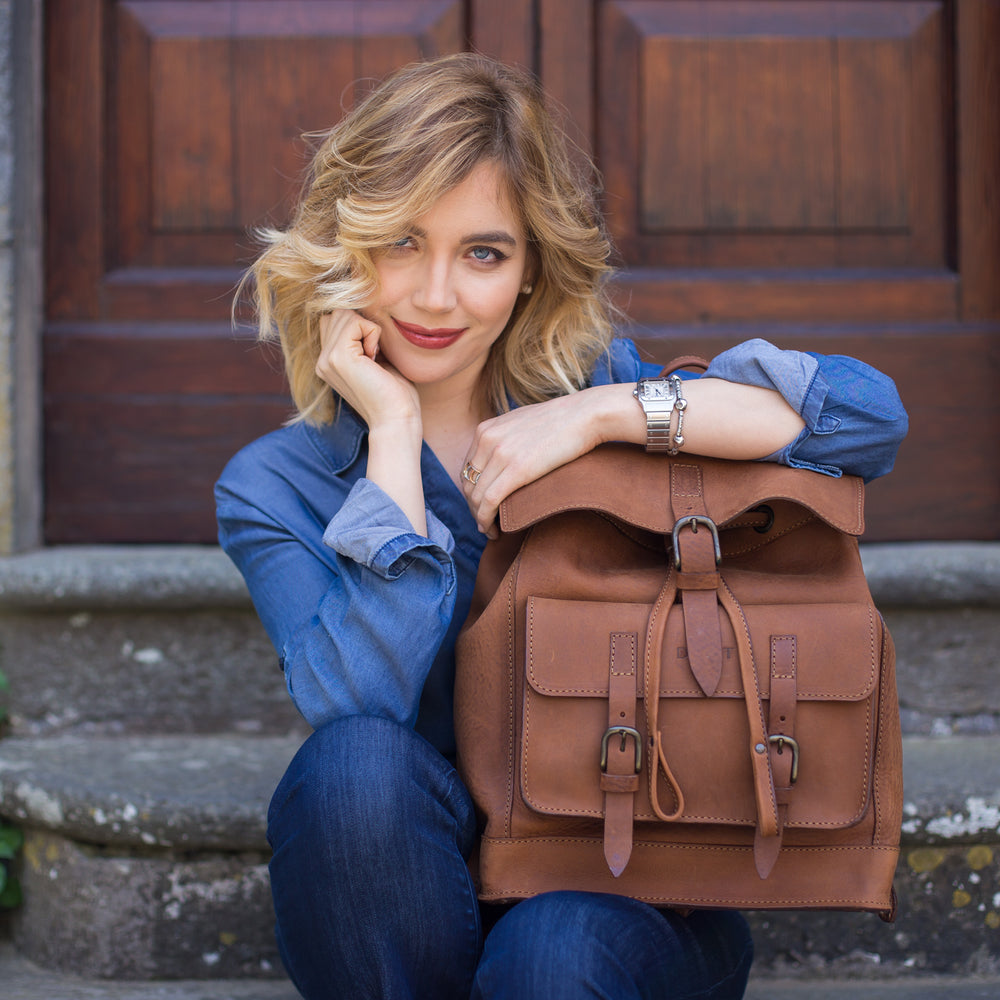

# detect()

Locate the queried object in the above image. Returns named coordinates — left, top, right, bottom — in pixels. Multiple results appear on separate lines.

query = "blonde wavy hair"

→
left=244, top=51, right=615, bottom=424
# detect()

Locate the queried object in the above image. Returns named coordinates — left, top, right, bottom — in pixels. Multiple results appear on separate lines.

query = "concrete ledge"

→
left=0, top=542, right=997, bottom=612
left=13, top=830, right=278, bottom=979
left=0, top=546, right=250, bottom=610
left=1, top=733, right=996, bottom=854
left=0, top=735, right=301, bottom=850
left=861, top=543, right=1000, bottom=608
left=902, top=737, right=1000, bottom=845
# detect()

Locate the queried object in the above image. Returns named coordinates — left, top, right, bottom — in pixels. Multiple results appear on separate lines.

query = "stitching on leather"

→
left=771, top=635, right=796, bottom=680
left=594, top=512, right=663, bottom=553
left=503, top=553, right=519, bottom=839
left=486, top=837, right=898, bottom=854
left=672, top=463, right=704, bottom=498
left=610, top=631, right=637, bottom=677
left=526, top=600, right=614, bottom=695
left=524, top=629, right=639, bottom=817
left=720, top=513, right=817, bottom=557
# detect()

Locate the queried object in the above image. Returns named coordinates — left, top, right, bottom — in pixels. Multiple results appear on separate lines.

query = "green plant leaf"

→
left=0, top=825, right=23, bottom=859
left=0, top=871, right=22, bottom=908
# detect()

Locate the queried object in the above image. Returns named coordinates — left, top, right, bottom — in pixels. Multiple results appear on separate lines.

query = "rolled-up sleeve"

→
left=703, top=338, right=908, bottom=482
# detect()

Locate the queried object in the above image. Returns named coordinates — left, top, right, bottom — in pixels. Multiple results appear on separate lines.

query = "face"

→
left=367, top=161, right=529, bottom=404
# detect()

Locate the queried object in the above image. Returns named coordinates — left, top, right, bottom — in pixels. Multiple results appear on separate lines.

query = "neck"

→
left=417, top=379, right=493, bottom=486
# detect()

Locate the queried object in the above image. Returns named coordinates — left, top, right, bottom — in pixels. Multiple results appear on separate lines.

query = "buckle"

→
left=768, top=734, right=800, bottom=784
left=600, top=727, right=643, bottom=773
left=672, top=515, right=721, bottom=569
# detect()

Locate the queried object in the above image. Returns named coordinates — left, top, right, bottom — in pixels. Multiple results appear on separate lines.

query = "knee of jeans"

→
left=483, top=892, right=605, bottom=964
left=267, top=715, right=474, bottom=854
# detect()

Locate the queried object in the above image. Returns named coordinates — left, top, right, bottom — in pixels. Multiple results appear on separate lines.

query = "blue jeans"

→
left=267, top=716, right=754, bottom=999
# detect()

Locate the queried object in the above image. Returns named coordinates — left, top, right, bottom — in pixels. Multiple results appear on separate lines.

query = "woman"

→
left=217, top=53, right=906, bottom=1000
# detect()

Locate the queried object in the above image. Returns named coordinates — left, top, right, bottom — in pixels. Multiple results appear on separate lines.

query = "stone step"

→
left=0, top=546, right=301, bottom=738
left=1, top=942, right=299, bottom=1000
left=0, top=543, right=997, bottom=739
left=5, top=943, right=999, bottom=1000
left=0, top=735, right=299, bottom=979
left=1, top=732, right=998, bottom=980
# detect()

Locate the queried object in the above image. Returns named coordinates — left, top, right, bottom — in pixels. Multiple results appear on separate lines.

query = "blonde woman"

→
left=217, top=53, right=906, bottom=1000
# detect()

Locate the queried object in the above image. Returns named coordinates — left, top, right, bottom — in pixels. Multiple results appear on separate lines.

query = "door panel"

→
left=44, top=0, right=999, bottom=542
left=538, top=0, right=997, bottom=540
left=44, top=0, right=469, bottom=541
left=596, top=1, right=949, bottom=276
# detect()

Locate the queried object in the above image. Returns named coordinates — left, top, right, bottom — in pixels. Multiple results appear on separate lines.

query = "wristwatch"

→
left=633, top=376, right=680, bottom=453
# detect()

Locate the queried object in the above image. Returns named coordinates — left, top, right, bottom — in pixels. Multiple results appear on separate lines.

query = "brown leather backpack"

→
left=455, top=444, right=901, bottom=919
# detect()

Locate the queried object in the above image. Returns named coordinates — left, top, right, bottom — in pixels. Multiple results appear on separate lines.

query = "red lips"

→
left=392, top=318, right=467, bottom=350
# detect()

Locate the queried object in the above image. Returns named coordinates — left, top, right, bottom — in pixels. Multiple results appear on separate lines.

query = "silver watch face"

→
left=639, top=379, right=675, bottom=401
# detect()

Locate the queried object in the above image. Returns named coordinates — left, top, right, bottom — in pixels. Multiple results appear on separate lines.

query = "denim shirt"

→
left=216, top=338, right=907, bottom=757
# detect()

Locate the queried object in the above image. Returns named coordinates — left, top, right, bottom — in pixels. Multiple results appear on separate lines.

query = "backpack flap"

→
left=499, top=444, right=865, bottom=537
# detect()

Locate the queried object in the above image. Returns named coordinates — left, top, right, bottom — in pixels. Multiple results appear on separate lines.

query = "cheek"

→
left=473, top=280, right=522, bottom=327
left=371, top=266, right=402, bottom=309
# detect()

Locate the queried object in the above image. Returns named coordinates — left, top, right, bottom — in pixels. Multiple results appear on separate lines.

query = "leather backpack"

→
left=455, top=443, right=901, bottom=919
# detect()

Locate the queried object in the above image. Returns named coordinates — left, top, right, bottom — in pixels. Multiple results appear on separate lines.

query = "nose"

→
left=412, top=255, right=458, bottom=314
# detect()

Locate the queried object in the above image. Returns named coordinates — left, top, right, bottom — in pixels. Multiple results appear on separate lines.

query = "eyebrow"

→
left=462, top=230, right=520, bottom=247
left=408, top=226, right=519, bottom=247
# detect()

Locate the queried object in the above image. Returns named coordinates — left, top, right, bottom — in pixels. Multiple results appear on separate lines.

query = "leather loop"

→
left=643, top=571, right=685, bottom=823
left=600, top=773, right=640, bottom=794
left=675, top=571, right=720, bottom=591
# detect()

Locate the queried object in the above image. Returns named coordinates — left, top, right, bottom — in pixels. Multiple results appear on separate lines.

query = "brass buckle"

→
left=600, top=727, right=643, bottom=773
left=672, top=515, right=721, bottom=569
left=768, top=734, right=800, bottom=784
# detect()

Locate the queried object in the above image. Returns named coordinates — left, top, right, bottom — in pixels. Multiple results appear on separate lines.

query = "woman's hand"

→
left=315, top=310, right=420, bottom=433
left=316, top=310, right=428, bottom=536
left=460, top=389, right=611, bottom=538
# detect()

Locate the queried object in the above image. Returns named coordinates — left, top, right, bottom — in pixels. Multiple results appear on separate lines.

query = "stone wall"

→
left=0, top=0, right=15, bottom=551
left=0, top=0, right=41, bottom=556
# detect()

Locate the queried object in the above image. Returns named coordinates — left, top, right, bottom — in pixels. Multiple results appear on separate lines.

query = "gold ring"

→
left=462, top=462, right=482, bottom=485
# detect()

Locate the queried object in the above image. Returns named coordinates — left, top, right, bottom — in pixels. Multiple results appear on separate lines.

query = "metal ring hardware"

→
left=671, top=515, right=721, bottom=570
left=768, top=734, right=800, bottom=784
left=600, top=726, right=643, bottom=773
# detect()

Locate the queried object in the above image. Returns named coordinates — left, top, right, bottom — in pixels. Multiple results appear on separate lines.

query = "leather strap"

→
left=716, top=581, right=780, bottom=858
left=752, top=635, right=799, bottom=877
left=601, top=632, right=640, bottom=877
left=670, top=464, right=723, bottom=697
left=662, top=355, right=709, bottom=376
left=768, top=635, right=799, bottom=794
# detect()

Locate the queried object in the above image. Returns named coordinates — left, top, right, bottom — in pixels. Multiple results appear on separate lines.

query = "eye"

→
left=469, top=245, right=508, bottom=263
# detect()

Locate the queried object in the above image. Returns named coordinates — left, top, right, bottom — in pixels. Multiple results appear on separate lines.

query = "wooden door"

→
left=44, top=0, right=999, bottom=542
left=538, top=0, right=999, bottom=541
left=44, top=0, right=478, bottom=542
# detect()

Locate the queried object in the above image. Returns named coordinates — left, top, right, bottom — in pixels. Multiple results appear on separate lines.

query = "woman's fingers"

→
left=315, top=310, right=418, bottom=428
left=461, top=395, right=601, bottom=537
left=316, top=310, right=380, bottom=386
